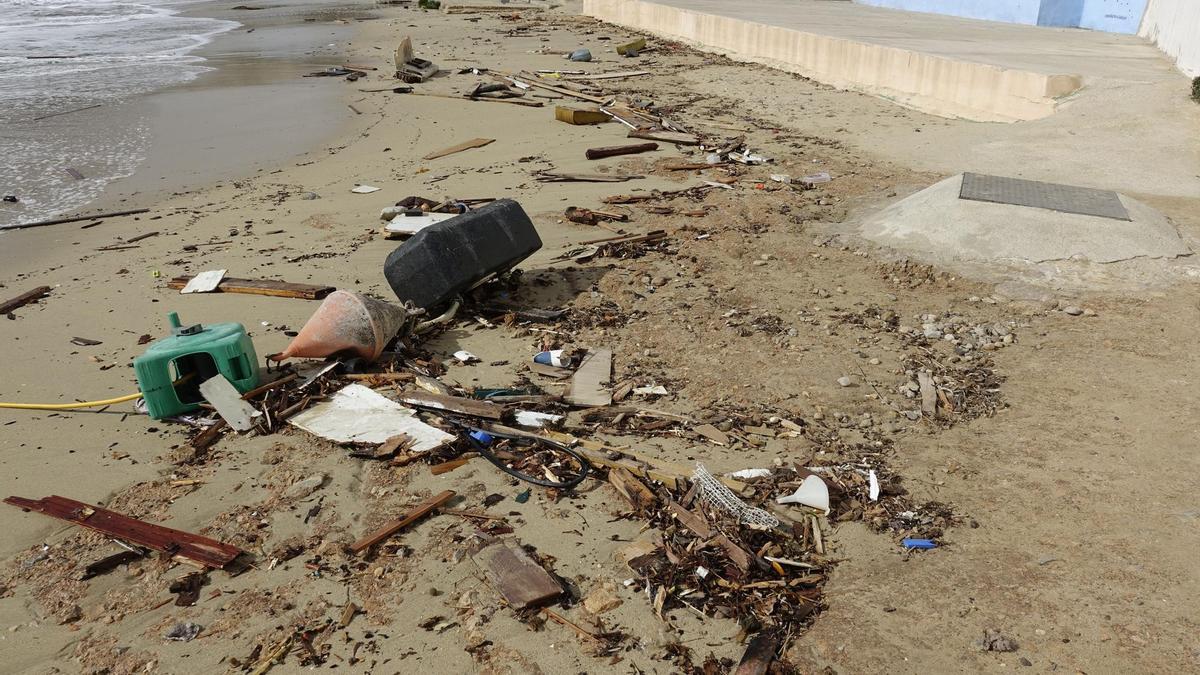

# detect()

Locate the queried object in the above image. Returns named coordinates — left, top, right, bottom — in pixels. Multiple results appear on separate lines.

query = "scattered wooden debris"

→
left=471, top=537, right=564, bottom=609
left=423, top=138, right=495, bottom=161
left=564, top=206, right=628, bottom=226
left=0, top=286, right=51, bottom=316
left=585, top=142, right=658, bottom=160
left=4, top=495, right=242, bottom=568
left=563, top=70, right=651, bottom=81
left=535, top=171, right=643, bottom=183
left=628, top=128, right=701, bottom=146
left=167, top=275, right=334, bottom=300
left=396, top=390, right=507, bottom=420
left=6, top=208, right=149, bottom=231
left=80, top=549, right=145, bottom=580
left=734, top=634, right=779, bottom=675
left=350, top=490, right=455, bottom=554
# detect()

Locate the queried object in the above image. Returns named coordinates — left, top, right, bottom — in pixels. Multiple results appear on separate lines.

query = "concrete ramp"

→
left=861, top=174, right=1190, bottom=265
left=582, top=0, right=1173, bottom=122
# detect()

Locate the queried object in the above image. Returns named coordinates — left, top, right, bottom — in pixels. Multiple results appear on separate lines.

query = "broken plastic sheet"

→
left=290, top=384, right=453, bottom=452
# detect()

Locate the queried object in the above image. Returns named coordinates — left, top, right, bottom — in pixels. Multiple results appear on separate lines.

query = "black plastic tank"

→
left=383, top=198, right=543, bottom=310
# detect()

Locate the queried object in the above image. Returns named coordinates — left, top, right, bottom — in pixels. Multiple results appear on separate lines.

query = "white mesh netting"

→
left=692, top=463, right=779, bottom=529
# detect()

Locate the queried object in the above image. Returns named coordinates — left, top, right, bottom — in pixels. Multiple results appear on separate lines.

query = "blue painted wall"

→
left=856, top=0, right=1042, bottom=25
left=857, top=0, right=1148, bottom=33
left=1078, top=0, right=1147, bottom=33
left=1038, top=0, right=1085, bottom=27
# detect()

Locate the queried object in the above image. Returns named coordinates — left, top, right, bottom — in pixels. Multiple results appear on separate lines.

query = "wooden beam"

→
left=350, top=490, right=454, bottom=554
left=0, top=286, right=51, bottom=315
left=5, top=208, right=149, bottom=231
left=628, top=129, right=701, bottom=146
left=396, top=390, right=507, bottom=420
left=500, top=73, right=609, bottom=104
left=167, top=276, right=334, bottom=300
left=4, top=495, right=241, bottom=569
left=733, top=634, right=779, bottom=675
left=472, top=537, right=564, bottom=609
left=423, top=138, right=494, bottom=161
left=585, top=142, right=658, bottom=161
left=564, top=70, right=651, bottom=81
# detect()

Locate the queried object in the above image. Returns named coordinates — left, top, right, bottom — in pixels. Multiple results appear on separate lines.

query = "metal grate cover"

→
left=959, top=173, right=1130, bottom=221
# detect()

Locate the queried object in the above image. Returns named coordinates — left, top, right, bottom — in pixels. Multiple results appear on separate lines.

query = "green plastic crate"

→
left=134, top=312, right=260, bottom=419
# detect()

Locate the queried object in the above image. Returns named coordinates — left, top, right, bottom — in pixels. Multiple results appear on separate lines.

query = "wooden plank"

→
left=423, top=138, right=494, bottom=161
left=564, top=348, right=612, bottom=407
left=608, top=467, right=656, bottom=510
left=535, top=171, right=641, bottom=183
left=563, top=70, right=651, bottom=81
left=350, top=490, right=454, bottom=554
left=669, top=501, right=753, bottom=571
left=918, top=371, right=937, bottom=416
left=166, top=276, right=334, bottom=300
left=0, top=286, right=51, bottom=315
left=628, top=129, right=701, bottom=146
left=668, top=501, right=713, bottom=538
left=4, top=495, right=241, bottom=569
left=693, top=423, right=729, bottom=445
left=733, top=634, right=779, bottom=675
left=585, top=142, right=658, bottom=160
left=396, top=390, right=506, bottom=420
left=555, top=105, right=609, bottom=125
left=5, top=208, right=149, bottom=231
left=471, top=538, right=564, bottom=609
left=501, top=74, right=609, bottom=104
left=430, top=457, right=470, bottom=475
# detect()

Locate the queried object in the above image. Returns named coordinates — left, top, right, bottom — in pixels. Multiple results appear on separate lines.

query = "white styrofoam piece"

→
left=513, top=410, right=564, bottom=428
left=181, top=269, right=227, bottom=294
left=290, top=384, right=453, bottom=451
left=385, top=211, right=456, bottom=235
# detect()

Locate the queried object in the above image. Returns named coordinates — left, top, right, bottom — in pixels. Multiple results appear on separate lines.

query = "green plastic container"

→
left=134, top=312, right=260, bottom=420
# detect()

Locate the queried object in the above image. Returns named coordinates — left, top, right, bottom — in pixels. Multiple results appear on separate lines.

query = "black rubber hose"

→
left=464, top=427, right=590, bottom=490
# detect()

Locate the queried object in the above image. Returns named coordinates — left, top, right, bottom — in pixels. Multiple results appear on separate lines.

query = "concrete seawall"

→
left=582, top=0, right=1083, bottom=122
left=1139, top=0, right=1200, bottom=77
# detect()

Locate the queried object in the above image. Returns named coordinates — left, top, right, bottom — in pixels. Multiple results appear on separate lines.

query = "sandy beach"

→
left=0, top=1, right=1198, bottom=673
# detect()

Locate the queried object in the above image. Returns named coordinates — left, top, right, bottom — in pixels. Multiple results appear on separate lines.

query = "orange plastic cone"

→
left=270, top=291, right=411, bottom=363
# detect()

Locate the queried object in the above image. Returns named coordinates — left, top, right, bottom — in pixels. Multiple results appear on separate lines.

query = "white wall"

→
left=1139, top=0, right=1200, bottom=77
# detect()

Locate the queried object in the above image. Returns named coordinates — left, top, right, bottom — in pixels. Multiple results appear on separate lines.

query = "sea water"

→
left=0, top=0, right=238, bottom=228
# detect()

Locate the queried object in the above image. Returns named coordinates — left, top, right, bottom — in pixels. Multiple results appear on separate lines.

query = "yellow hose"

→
left=0, top=392, right=143, bottom=410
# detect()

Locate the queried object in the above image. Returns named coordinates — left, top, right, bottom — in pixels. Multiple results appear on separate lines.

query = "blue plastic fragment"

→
left=469, top=430, right=494, bottom=446
left=902, top=538, right=937, bottom=550
left=515, top=488, right=531, bottom=504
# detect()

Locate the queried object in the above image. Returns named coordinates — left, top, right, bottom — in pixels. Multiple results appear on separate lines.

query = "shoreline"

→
left=0, top=0, right=379, bottom=243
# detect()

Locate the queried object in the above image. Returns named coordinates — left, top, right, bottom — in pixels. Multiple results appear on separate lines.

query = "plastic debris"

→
left=775, top=475, right=831, bottom=515
left=164, top=622, right=203, bottom=642
left=902, top=538, right=937, bottom=550
left=568, top=49, right=592, bottom=62
left=869, top=470, right=880, bottom=501
left=533, top=349, right=573, bottom=367
left=729, top=468, right=772, bottom=480
left=693, top=463, right=780, bottom=529
left=351, top=184, right=381, bottom=193
left=453, top=350, right=479, bottom=363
